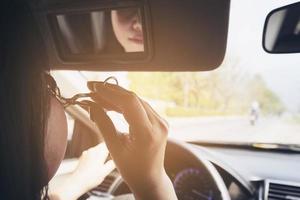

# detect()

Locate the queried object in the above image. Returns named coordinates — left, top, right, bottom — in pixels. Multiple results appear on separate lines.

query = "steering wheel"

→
left=105, top=139, right=230, bottom=200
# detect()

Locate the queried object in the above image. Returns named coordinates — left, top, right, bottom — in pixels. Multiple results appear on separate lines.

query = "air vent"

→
left=266, top=181, right=300, bottom=200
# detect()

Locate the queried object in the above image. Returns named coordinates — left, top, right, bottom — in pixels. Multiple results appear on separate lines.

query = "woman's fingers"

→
left=88, top=81, right=170, bottom=139
left=90, top=102, right=121, bottom=151
left=139, top=99, right=169, bottom=132
left=88, top=81, right=123, bottom=93
left=89, top=93, right=121, bottom=112
left=88, top=82, right=162, bottom=126
left=87, top=81, right=153, bottom=139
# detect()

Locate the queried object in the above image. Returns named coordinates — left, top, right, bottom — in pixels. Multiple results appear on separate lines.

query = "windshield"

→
left=52, top=0, right=300, bottom=145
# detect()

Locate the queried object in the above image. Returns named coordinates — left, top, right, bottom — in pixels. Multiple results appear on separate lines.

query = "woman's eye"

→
left=117, top=8, right=138, bottom=21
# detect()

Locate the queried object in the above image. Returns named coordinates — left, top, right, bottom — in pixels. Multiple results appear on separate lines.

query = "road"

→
left=167, top=116, right=300, bottom=144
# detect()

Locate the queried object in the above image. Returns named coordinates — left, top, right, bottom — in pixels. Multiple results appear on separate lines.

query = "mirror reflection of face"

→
left=111, top=8, right=144, bottom=52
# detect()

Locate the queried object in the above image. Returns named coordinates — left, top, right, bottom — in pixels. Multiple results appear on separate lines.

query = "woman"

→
left=0, top=0, right=177, bottom=199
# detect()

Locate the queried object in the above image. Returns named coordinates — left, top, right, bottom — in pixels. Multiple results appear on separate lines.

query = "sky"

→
left=222, top=0, right=300, bottom=112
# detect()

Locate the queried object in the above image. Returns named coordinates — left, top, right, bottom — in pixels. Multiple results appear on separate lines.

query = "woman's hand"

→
left=71, top=143, right=115, bottom=193
left=88, top=82, right=178, bottom=200
left=49, top=143, right=115, bottom=200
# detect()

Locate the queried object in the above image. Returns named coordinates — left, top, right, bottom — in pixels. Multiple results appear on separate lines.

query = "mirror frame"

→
left=46, top=1, right=153, bottom=64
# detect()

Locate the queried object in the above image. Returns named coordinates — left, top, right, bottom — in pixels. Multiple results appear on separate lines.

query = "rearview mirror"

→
left=263, top=2, right=300, bottom=53
left=35, top=0, right=230, bottom=71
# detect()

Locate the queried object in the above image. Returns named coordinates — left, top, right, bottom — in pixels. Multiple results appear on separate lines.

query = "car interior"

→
left=33, top=0, right=300, bottom=199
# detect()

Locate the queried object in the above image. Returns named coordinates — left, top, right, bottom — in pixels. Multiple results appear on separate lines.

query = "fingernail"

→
left=87, top=81, right=105, bottom=92
left=87, top=81, right=98, bottom=91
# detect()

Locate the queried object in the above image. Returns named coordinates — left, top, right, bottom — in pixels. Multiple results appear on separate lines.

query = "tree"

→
left=127, top=63, right=285, bottom=116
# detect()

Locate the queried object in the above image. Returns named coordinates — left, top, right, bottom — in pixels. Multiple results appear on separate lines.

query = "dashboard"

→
left=73, top=139, right=300, bottom=200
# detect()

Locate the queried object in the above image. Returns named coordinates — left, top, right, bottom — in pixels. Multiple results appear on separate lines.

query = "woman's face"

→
left=111, top=8, right=144, bottom=52
left=44, top=96, right=68, bottom=180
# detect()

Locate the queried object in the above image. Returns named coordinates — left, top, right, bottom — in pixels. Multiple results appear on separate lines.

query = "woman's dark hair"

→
left=0, top=0, right=50, bottom=199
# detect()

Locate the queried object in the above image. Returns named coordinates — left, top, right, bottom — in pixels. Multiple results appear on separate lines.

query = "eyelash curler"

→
left=46, top=73, right=119, bottom=108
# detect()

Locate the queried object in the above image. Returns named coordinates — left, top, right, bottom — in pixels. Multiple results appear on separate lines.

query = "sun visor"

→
left=34, top=0, right=230, bottom=71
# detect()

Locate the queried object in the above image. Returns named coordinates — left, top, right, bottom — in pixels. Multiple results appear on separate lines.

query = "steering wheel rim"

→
left=108, top=139, right=230, bottom=200
left=165, top=139, right=231, bottom=200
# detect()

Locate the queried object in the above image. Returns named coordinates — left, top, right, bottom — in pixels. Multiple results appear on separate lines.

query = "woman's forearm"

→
left=130, top=173, right=178, bottom=200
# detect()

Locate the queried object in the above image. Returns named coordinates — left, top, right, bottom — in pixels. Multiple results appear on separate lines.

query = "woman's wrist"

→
left=129, top=171, right=178, bottom=200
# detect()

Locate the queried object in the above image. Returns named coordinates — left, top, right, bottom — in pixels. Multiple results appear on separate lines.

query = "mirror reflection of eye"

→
left=116, top=8, right=139, bottom=21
